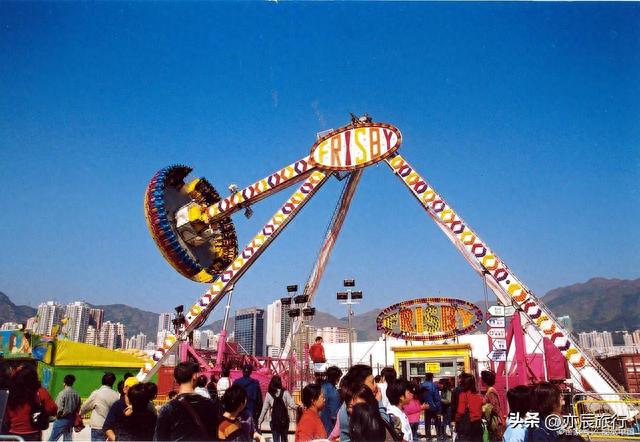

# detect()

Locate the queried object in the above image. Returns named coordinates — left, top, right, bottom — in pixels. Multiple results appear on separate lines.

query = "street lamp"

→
left=337, top=279, right=362, bottom=368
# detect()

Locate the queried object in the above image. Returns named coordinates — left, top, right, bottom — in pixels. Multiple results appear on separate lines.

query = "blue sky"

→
left=1, top=2, right=638, bottom=322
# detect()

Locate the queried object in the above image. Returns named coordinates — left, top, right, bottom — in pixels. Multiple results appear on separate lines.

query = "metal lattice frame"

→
left=139, top=119, right=628, bottom=414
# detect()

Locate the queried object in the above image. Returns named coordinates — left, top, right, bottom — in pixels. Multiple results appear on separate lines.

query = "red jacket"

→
left=6, top=387, right=58, bottom=435
left=455, top=391, right=483, bottom=423
left=295, top=409, right=327, bottom=442
left=309, top=343, right=326, bottom=363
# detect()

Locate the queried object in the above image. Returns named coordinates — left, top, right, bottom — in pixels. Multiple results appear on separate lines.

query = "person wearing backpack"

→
left=153, top=361, right=221, bottom=440
left=454, top=374, right=484, bottom=441
left=258, top=375, right=297, bottom=442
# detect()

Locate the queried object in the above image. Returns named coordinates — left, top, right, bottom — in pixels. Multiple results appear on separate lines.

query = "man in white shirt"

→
left=377, top=366, right=397, bottom=411
left=385, top=379, right=413, bottom=442
left=79, top=372, right=120, bottom=441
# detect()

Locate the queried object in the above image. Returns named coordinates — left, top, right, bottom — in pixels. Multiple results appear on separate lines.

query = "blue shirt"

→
left=419, top=381, right=441, bottom=412
left=320, top=382, right=341, bottom=435
left=233, top=375, right=262, bottom=416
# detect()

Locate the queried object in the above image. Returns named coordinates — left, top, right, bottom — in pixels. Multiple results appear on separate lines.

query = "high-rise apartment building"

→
left=265, top=299, right=292, bottom=355
left=157, top=313, right=172, bottom=345
left=234, top=307, right=265, bottom=357
left=85, top=325, right=97, bottom=345
left=99, top=321, right=126, bottom=349
left=25, top=317, right=37, bottom=331
left=35, top=302, right=65, bottom=336
left=65, top=302, right=90, bottom=342
left=89, top=308, right=104, bottom=331
left=315, top=326, right=357, bottom=344
left=633, top=330, right=640, bottom=347
left=127, top=333, right=147, bottom=350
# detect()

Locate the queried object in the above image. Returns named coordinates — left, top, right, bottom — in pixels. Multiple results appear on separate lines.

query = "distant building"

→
left=127, top=333, right=147, bottom=350
left=193, top=330, right=202, bottom=349
left=157, top=329, right=172, bottom=347
left=316, top=326, right=357, bottom=344
left=25, top=317, right=36, bottom=331
left=200, top=330, right=216, bottom=350
left=157, top=313, right=172, bottom=345
left=35, top=302, right=65, bottom=336
left=65, top=302, right=90, bottom=343
left=633, top=330, right=640, bottom=347
left=0, top=322, right=21, bottom=331
left=234, top=307, right=265, bottom=357
left=623, top=332, right=634, bottom=347
left=89, top=308, right=104, bottom=331
left=85, top=325, right=97, bottom=345
left=99, top=321, right=126, bottom=349
left=557, top=316, right=572, bottom=333
left=266, top=299, right=292, bottom=355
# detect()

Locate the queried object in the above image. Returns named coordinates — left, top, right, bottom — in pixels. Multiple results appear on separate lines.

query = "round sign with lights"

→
left=376, top=297, right=483, bottom=341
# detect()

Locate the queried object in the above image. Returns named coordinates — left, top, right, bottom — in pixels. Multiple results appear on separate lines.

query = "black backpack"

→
left=456, top=392, right=473, bottom=436
left=271, top=391, right=289, bottom=432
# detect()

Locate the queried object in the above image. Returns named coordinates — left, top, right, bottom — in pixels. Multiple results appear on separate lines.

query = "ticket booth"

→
left=393, top=343, right=474, bottom=385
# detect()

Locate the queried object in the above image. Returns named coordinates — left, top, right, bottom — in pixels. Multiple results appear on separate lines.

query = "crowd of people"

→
left=1, top=353, right=584, bottom=442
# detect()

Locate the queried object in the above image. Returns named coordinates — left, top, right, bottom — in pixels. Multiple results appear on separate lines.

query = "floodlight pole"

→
left=339, top=279, right=360, bottom=369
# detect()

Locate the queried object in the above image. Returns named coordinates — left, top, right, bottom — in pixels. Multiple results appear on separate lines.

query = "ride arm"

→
left=280, top=169, right=363, bottom=358
left=384, top=152, right=628, bottom=410
left=138, top=170, right=332, bottom=381
left=205, top=155, right=317, bottom=222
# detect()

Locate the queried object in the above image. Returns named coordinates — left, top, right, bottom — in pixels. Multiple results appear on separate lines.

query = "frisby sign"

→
left=376, top=297, right=483, bottom=341
left=310, top=123, right=402, bottom=171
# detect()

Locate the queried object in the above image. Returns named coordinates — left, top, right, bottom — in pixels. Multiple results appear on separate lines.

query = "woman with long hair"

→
left=481, top=370, right=505, bottom=441
left=257, top=375, right=297, bottom=442
left=349, top=402, right=387, bottom=442
left=5, top=364, right=58, bottom=441
left=454, top=374, right=484, bottom=441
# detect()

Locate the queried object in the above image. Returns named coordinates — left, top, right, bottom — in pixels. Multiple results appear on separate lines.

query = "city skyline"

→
left=1, top=3, right=638, bottom=321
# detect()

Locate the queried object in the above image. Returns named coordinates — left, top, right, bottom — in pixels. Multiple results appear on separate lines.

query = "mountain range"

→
left=2, top=277, right=639, bottom=342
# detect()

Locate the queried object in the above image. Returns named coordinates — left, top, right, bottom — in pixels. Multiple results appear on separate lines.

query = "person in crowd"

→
left=296, top=383, right=327, bottom=442
left=113, top=383, right=157, bottom=440
left=206, top=380, right=220, bottom=407
left=438, top=377, right=452, bottom=439
left=320, top=366, right=343, bottom=435
left=5, top=364, right=58, bottom=441
left=153, top=361, right=221, bottom=440
left=145, top=383, right=158, bottom=402
left=309, top=336, right=327, bottom=365
left=481, top=370, right=505, bottom=441
left=50, top=374, right=81, bottom=441
left=104, top=376, right=140, bottom=441
left=450, top=373, right=470, bottom=440
left=504, top=385, right=531, bottom=442
left=419, top=373, right=441, bottom=441
left=454, top=374, right=484, bottom=442
left=194, top=374, right=210, bottom=398
left=337, top=364, right=386, bottom=442
left=386, top=379, right=413, bottom=442
left=218, top=367, right=231, bottom=398
left=349, top=402, right=387, bottom=442
left=403, top=383, right=423, bottom=442
left=375, top=375, right=382, bottom=384
left=79, top=372, right=120, bottom=441
left=258, top=375, right=297, bottom=442
left=219, top=384, right=265, bottom=441
left=377, top=367, right=397, bottom=411
left=528, top=382, right=564, bottom=442
left=233, top=364, right=263, bottom=424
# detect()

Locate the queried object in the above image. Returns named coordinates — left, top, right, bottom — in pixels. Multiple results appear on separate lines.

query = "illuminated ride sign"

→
left=376, top=297, right=483, bottom=341
left=310, top=123, right=402, bottom=171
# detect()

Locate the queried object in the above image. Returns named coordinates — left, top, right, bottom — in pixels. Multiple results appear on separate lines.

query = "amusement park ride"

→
left=141, top=115, right=631, bottom=413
